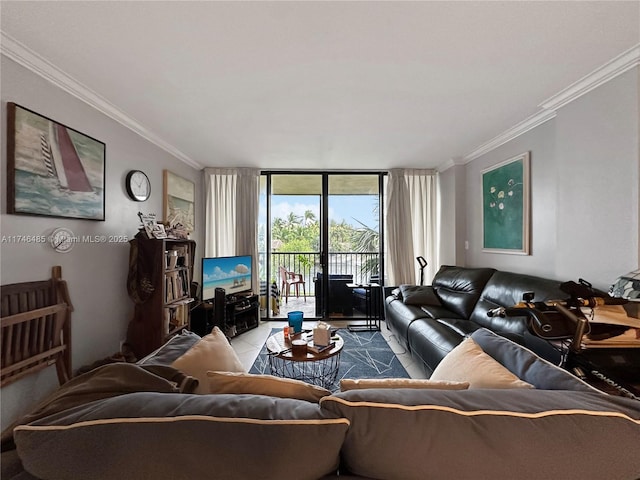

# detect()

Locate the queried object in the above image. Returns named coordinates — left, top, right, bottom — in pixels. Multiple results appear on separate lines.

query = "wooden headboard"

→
left=1, top=266, right=73, bottom=387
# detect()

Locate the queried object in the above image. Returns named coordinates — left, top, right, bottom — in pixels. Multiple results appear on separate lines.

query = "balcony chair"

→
left=279, top=266, right=306, bottom=303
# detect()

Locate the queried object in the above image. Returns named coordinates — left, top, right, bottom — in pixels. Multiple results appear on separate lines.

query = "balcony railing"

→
left=260, top=251, right=379, bottom=295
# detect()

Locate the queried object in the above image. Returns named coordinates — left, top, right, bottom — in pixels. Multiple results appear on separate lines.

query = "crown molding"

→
left=0, top=31, right=203, bottom=169
left=540, top=43, right=640, bottom=111
left=437, top=157, right=467, bottom=173
left=462, top=109, right=556, bottom=163
left=462, top=43, right=639, bottom=163
left=3, top=30, right=637, bottom=172
left=437, top=159, right=455, bottom=172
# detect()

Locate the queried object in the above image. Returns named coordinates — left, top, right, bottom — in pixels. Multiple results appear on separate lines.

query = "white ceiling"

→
left=1, top=1, right=639, bottom=171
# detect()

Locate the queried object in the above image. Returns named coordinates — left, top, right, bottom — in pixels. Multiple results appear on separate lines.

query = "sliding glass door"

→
left=324, top=174, right=382, bottom=318
left=259, top=172, right=384, bottom=320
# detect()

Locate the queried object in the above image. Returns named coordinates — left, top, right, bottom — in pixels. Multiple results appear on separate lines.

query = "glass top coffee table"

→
left=266, top=331, right=344, bottom=389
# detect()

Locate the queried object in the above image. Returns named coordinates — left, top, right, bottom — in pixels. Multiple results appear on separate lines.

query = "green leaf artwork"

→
left=482, top=153, right=530, bottom=254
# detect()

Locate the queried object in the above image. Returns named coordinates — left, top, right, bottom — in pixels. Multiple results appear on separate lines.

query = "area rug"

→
left=249, top=329, right=410, bottom=391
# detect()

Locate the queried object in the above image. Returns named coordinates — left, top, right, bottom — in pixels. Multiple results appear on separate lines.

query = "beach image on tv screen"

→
left=202, top=255, right=252, bottom=300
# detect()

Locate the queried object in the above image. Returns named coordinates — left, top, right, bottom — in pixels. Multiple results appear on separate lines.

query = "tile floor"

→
left=262, top=295, right=373, bottom=320
left=229, top=318, right=428, bottom=379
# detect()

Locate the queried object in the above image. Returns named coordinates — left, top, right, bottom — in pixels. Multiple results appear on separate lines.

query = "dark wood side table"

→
left=566, top=348, right=640, bottom=400
left=347, top=283, right=382, bottom=332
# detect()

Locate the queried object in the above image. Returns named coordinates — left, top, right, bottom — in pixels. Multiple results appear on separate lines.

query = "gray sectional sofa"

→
left=7, top=329, right=640, bottom=480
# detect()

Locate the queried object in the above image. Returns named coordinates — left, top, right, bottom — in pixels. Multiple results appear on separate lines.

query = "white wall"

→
left=464, top=118, right=558, bottom=278
left=1, top=57, right=204, bottom=427
left=555, top=68, right=639, bottom=286
left=440, top=67, right=639, bottom=291
left=438, top=164, right=466, bottom=266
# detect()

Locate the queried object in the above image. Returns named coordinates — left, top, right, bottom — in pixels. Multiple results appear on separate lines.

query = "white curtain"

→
left=204, top=167, right=260, bottom=292
left=405, top=169, right=439, bottom=285
left=385, top=168, right=439, bottom=286
left=385, top=169, right=415, bottom=285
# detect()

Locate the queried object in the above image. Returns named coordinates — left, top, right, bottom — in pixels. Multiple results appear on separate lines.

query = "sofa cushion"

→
left=469, top=270, right=564, bottom=334
left=398, top=285, right=442, bottom=306
left=436, top=318, right=483, bottom=336
left=340, top=378, right=469, bottom=391
left=406, top=318, right=465, bottom=375
left=432, top=265, right=496, bottom=318
left=207, top=371, right=331, bottom=402
left=430, top=337, right=534, bottom=389
left=15, top=392, right=349, bottom=480
left=320, top=389, right=640, bottom=480
left=384, top=298, right=433, bottom=351
left=470, top=328, right=598, bottom=392
left=136, top=330, right=202, bottom=365
left=419, top=304, right=463, bottom=320
left=171, top=327, right=245, bottom=393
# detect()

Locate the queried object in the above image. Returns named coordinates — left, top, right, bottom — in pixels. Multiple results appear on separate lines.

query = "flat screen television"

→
left=201, top=255, right=253, bottom=301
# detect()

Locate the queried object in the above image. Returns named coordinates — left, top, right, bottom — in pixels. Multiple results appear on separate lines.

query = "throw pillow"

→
left=171, top=327, right=245, bottom=394
left=340, top=378, right=469, bottom=392
left=399, top=285, right=442, bottom=306
left=470, top=328, right=597, bottom=392
left=207, top=371, right=331, bottom=403
left=430, top=337, right=534, bottom=389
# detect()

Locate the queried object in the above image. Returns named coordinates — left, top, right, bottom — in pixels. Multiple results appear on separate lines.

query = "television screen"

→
left=202, top=255, right=253, bottom=301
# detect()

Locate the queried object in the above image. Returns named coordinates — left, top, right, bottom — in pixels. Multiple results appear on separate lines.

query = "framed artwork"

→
left=6, top=103, right=105, bottom=221
left=481, top=152, right=530, bottom=255
left=163, top=170, right=195, bottom=232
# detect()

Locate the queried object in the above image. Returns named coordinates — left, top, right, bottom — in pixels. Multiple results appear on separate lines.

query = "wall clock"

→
left=50, top=227, right=76, bottom=253
left=126, top=170, right=151, bottom=202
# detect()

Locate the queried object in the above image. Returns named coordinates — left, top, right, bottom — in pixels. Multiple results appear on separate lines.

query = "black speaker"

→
left=214, top=288, right=226, bottom=326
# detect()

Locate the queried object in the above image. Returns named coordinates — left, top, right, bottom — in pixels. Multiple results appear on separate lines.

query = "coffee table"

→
left=266, top=331, right=344, bottom=389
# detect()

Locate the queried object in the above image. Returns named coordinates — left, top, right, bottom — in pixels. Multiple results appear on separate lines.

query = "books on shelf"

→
left=164, top=303, right=191, bottom=333
left=165, top=245, right=190, bottom=269
left=165, top=269, right=191, bottom=303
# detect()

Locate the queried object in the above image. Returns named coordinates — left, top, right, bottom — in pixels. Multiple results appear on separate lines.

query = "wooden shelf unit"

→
left=127, top=235, right=196, bottom=358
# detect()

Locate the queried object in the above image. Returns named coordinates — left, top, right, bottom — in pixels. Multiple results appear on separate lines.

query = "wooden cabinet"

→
left=126, top=234, right=196, bottom=358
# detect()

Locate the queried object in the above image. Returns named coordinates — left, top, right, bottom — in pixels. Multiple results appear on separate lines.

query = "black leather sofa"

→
left=385, top=265, right=567, bottom=375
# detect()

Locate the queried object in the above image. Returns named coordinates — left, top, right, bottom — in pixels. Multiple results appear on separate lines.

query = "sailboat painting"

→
left=7, top=103, right=105, bottom=221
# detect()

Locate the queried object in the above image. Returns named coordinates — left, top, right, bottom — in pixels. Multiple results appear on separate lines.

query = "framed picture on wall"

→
left=163, top=170, right=195, bottom=232
left=481, top=152, right=530, bottom=255
left=6, top=102, right=106, bottom=221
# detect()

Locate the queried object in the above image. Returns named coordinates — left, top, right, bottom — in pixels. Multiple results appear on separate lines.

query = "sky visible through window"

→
left=271, top=195, right=378, bottom=230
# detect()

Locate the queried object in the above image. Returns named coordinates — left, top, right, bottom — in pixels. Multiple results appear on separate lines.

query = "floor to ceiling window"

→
left=259, top=172, right=384, bottom=321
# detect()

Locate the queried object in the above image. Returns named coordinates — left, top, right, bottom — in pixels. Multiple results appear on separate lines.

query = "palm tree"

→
left=353, top=198, right=380, bottom=278
left=272, top=217, right=285, bottom=230
left=353, top=219, right=379, bottom=278
left=303, top=209, right=316, bottom=226
left=286, top=212, right=302, bottom=226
